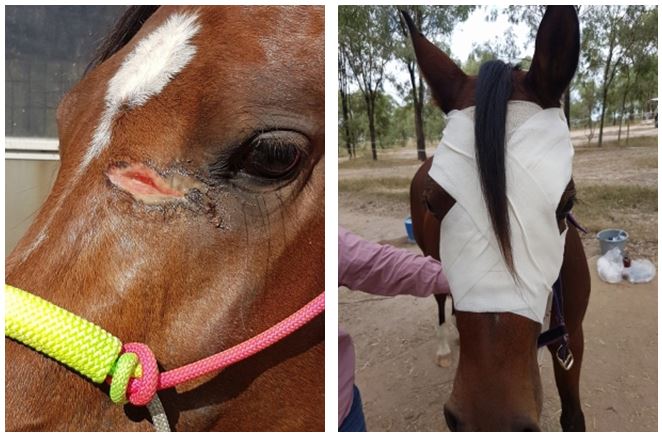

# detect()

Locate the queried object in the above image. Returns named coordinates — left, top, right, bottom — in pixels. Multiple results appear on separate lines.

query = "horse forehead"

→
left=62, top=5, right=323, bottom=158
left=197, top=6, right=324, bottom=68
left=98, top=5, right=324, bottom=102
left=99, top=5, right=323, bottom=101
left=76, top=8, right=202, bottom=170
left=199, top=6, right=324, bottom=39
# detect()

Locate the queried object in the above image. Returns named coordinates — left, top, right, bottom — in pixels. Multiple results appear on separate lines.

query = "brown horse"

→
left=405, top=6, right=590, bottom=431
left=5, top=6, right=324, bottom=431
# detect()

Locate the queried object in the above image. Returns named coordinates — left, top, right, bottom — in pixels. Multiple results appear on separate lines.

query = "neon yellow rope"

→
left=5, top=284, right=121, bottom=383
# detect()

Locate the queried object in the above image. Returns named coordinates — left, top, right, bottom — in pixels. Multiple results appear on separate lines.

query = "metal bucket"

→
left=404, top=216, right=415, bottom=243
left=596, top=228, right=629, bottom=255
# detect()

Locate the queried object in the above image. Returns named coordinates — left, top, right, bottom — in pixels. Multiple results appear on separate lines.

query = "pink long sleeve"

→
left=338, top=226, right=450, bottom=426
left=338, top=226, right=449, bottom=297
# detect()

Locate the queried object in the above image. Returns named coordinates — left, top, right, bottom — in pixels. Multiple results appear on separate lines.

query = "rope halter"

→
left=5, top=284, right=325, bottom=431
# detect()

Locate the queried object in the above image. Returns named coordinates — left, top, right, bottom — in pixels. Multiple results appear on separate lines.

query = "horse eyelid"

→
left=208, top=132, right=309, bottom=181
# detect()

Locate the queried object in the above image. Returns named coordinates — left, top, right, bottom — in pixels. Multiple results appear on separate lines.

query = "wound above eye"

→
left=106, top=162, right=206, bottom=204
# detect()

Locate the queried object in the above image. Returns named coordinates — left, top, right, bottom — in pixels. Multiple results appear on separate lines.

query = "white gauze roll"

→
left=428, top=101, right=573, bottom=324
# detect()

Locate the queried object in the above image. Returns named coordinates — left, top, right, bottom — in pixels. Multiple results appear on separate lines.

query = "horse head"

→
left=6, top=6, right=324, bottom=431
left=404, top=6, right=585, bottom=431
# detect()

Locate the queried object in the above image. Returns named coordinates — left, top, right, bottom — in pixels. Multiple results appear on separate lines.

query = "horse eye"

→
left=242, top=131, right=306, bottom=180
left=557, top=195, right=576, bottom=218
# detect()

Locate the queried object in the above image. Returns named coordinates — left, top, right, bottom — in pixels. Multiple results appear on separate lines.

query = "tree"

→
left=501, top=5, right=546, bottom=39
left=572, top=72, right=600, bottom=143
left=614, top=64, right=631, bottom=144
left=625, top=46, right=658, bottom=143
left=338, top=50, right=355, bottom=158
left=582, top=6, right=654, bottom=146
left=463, top=45, right=495, bottom=75
left=393, top=5, right=474, bottom=161
left=462, top=34, right=528, bottom=76
left=339, top=6, right=394, bottom=160
left=618, top=7, right=657, bottom=144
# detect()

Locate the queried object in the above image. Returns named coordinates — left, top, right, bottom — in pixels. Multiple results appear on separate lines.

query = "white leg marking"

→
left=436, top=323, right=452, bottom=357
left=436, top=323, right=453, bottom=368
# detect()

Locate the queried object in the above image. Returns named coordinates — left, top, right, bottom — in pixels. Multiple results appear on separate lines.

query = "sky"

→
left=384, top=6, right=535, bottom=104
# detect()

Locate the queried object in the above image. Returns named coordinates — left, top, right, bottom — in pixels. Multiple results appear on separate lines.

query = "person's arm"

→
left=338, top=226, right=449, bottom=297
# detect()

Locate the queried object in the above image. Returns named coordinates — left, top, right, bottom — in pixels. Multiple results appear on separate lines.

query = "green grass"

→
left=339, top=157, right=420, bottom=170
left=577, top=185, right=657, bottom=213
left=339, top=176, right=411, bottom=203
left=634, top=157, right=658, bottom=169
left=574, top=184, right=658, bottom=233
left=575, top=135, right=658, bottom=152
left=339, top=176, right=411, bottom=191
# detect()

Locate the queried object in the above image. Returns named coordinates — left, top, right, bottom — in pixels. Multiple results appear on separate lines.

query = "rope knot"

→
left=110, top=342, right=159, bottom=406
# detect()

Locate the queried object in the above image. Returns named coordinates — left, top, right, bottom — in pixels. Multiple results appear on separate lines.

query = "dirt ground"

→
left=338, top=126, right=658, bottom=431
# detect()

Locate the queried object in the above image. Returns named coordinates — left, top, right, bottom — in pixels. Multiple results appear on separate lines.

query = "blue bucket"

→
left=596, top=228, right=628, bottom=255
left=404, top=216, right=415, bottom=243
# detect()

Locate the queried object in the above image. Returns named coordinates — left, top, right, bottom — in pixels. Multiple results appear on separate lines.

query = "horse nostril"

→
left=514, top=419, right=541, bottom=432
left=443, top=405, right=461, bottom=432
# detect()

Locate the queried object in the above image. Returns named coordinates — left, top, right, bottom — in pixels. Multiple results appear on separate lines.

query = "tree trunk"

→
left=597, top=30, right=616, bottom=147
left=586, top=104, right=595, bottom=145
left=617, top=86, right=628, bottom=145
left=340, top=91, right=353, bottom=158
left=597, top=83, right=609, bottom=147
left=626, top=100, right=633, bottom=146
left=349, top=92, right=356, bottom=158
left=617, top=114, right=623, bottom=144
left=366, top=93, right=377, bottom=160
left=369, top=115, right=377, bottom=160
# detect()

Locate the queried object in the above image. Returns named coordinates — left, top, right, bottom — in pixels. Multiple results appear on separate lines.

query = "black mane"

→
left=85, top=6, right=159, bottom=74
left=474, top=60, right=517, bottom=274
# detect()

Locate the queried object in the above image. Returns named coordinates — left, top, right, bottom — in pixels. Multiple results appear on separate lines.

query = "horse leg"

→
left=548, top=327, right=585, bottom=431
left=434, top=293, right=452, bottom=368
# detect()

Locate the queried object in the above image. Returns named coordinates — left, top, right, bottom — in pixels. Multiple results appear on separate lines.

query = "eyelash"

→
left=208, top=131, right=307, bottom=183
left=243, top=139, right=303, bottom=179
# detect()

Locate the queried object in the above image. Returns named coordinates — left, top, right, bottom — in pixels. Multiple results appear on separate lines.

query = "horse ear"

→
left=526, top=6, right=580, bottom=105
left=400, top=9, right=466, bottom=114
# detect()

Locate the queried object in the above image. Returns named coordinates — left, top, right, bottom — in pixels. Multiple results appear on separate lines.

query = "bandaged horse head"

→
left=404, top=6, right=590, bottom=431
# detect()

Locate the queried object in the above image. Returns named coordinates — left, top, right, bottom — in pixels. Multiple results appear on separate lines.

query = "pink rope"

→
left=123, top=292, right=324, bottom=404
left=122, top=343, right=158, bottom=406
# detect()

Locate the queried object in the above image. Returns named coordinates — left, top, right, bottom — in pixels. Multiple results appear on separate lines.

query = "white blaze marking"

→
left=81, top=11, right=201, bottom=170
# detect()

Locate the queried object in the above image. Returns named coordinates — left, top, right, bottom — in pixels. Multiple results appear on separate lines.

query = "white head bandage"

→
left=429, top=101, right=573, bottom=324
